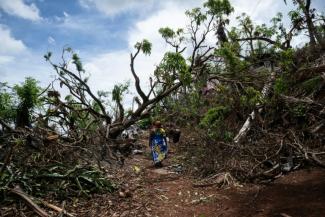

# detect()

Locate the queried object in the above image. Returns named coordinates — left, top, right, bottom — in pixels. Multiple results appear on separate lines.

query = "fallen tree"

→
left=234, top=68, right=279, bottom=143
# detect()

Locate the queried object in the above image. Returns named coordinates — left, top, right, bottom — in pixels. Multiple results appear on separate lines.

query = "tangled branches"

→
left=0, top=126, right=116, bottom=211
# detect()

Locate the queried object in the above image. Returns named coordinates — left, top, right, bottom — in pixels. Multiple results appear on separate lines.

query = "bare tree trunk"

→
left=297, top=0, right=324, bottom=48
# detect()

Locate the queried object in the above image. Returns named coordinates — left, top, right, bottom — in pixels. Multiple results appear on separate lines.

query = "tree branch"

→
left=130, top=49, right=149, bottom=103
left=236, top=37, right=287, bottom=50
left=52, top=64, right=111, bottom=124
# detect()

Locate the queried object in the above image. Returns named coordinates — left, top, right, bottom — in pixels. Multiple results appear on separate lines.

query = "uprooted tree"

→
left=1, top=0, right=325, bottom=215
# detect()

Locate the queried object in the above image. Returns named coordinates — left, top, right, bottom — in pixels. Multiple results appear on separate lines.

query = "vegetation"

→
left=0, top=0, right=324, bottom=216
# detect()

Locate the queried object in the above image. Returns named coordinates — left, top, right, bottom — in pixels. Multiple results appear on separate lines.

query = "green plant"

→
left=224, top=131, right=234, bottom=142
left=13, top=77, right=41, bottom=110
left=279, top=48, right=294, bottom=72
left=155, top=52, right=190, bottom=85
left=274, top=76, right=289, bottom=95
left=0, top=83, right=15, bottom=122
left=301, top=76, right=323, bottom=94
left=240, top=86, right=264, bottom=108
left=137, top=118, right=152, bottom=129
left=13, top=77, right=43, bottom=127
left=200, top=105, right=230, bottom=139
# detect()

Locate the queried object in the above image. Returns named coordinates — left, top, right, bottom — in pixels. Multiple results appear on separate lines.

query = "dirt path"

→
left=73, top=141, right=325, bottom=217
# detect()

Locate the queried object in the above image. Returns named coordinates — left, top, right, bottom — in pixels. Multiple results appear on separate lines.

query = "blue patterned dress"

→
left=149, top=128, right=168, bottom=164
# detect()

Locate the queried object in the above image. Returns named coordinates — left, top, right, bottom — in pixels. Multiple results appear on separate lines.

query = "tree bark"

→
left=297, top=0, right=324, bottom=48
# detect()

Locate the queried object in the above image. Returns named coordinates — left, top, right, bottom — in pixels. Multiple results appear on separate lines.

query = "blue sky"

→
left=0, top=0, right=324, bottom=105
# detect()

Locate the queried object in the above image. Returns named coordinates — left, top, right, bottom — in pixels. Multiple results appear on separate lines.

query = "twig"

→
left=40, top=200, right=74, bottom=217
left=250, top=139, right=284, bottom=174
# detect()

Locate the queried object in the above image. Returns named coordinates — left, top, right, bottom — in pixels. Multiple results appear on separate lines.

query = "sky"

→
left=0, top=0, right=324, bottom=105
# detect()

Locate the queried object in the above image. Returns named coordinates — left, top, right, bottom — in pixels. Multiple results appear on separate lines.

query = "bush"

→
left=274, top=76, right=288, bottom=95
left=240, top=86, right=264, bottom=108
left=200, top=105, right=230, bottom=139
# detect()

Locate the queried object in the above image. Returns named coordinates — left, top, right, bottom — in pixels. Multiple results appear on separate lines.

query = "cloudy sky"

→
left=0, top=0, right=324, bottom=103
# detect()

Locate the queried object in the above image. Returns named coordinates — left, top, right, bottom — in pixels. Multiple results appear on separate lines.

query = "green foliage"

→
left=135, top=39, right=152, bottom=55
left=112, top=82, right=129, bottom=102
left=43, top=51, right=52, bottom=61
left=185, top=7, right=207, bottom=25
left=274, top=76, right=289, bottom=95
left=255, top=23, right=276, bottom=38
left=13, top=77, right=41, bottom=110
left=0, top=83, right=15, bottom=121
left=137, top=118, right=152, bottom=129
left=288, top=10, right=302, bottom=23
left=224, top=130, right=234, bottom=142
left=301, top=76, right=323, bottom=94
left=1, top=164, right=116, bottom=200
left=237, top=13, right=276, bottom=39
left=200, top=105, right=231, bottom=139
left=279, top=48, right=294, bottom=71
left=240, top=87, right=264, bottom=108
left=159, top=27, right=185, bottom=48
left=204, top=0, right=234, bottom=17
left=159, top=27, right=176, bottom=39
left=72, top=53, right=85, bottom=73
left=216, top=42, right=247, bottom=72
left=155, top=52, right=191, bottom=85
left=200, top=106, right=230, bottom=128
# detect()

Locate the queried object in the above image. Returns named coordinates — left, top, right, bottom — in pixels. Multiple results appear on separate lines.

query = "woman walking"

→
left=149, top=121, right=168, bottom=167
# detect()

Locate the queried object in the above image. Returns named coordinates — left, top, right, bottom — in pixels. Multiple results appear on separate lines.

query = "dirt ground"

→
left=69, top=140, right=325, bottom=217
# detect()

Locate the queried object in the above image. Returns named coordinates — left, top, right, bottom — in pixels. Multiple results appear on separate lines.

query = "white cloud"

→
left=78, top=0, right=201, bottom=17
left=0, top=25, right=26, bottom=56
left=0, top=25, right=44, bottom=85
left=0, top=53, right=53, bottom=87
left=0, top=0, right=42, bottom=21
left=0, top=55, right=14, bottom=64
left=79, top=0, right=154, bottom=16
left=63, top=11, right=69, bottom=17
left=47, top=36, right=55, bottom=45
left=85, top=51, right=131, bottom=91
left=231, top=0, right=281, bottom=22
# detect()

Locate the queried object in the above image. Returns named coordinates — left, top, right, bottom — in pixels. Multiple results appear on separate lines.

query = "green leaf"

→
left=141, top=39, right=152, bottom=55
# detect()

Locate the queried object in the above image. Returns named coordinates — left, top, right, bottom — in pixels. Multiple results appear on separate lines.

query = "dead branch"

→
left=236, top=37, right=287, bottom=50
left=280, top=94, right=322, bottom=106
left=50, top=63, right=111, bottom=124
left=40, top=200, right=75, bottom=217
left=193, top=172, right=237, bottom=187
left=249, top=139, right=284, bottom=175
left=9, top=186, right=49, bottom=217
left=295, top=64, right=325, bottom=82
